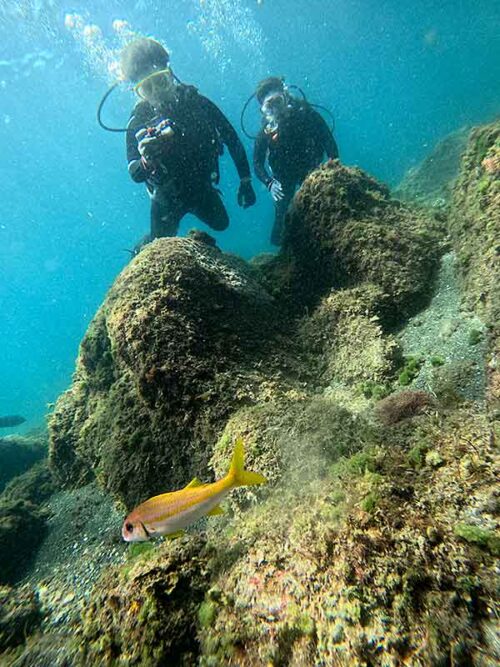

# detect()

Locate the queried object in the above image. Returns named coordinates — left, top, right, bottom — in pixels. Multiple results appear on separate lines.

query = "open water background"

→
left=0, top=0, right=498, bottom=429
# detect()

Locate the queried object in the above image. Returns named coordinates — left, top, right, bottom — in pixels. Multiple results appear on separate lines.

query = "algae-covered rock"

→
left=198, top=410, right=499, bottom=667
left=394, top=126, right=470, bottom=206
left=80, top=535, right=213, bottom=666
left=0, top=432, right=47, bottom=494
left=448, top=119, right=500, bottom=409
left=0, top=585, right=41, bottom=653
left=449, top=121, right=499, bottom=322
left=278, top=160, right=444, bottom=322
left=298, top=284, right=400, bottom=386
left=0, top=462, right=56, bottom=584
left=210, top=395, right=380, bottom=501
left=49, top=237, right=278, bottom=508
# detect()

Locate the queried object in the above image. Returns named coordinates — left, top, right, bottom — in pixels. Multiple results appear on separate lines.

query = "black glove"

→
left=237, top=177, right=256, bottom=209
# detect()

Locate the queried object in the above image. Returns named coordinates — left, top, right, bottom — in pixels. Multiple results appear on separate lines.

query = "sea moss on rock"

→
left=449, top=121, right=499, bottom=323
left=298, top=284, right=400, bottom=386
left=210, top=395, right=380, bottom=505
left=37, top=409, right=494, bottom=667
left=276, top=160, right=444, bottom=323
left=0, top=585, right=41, bottom=653
left=49, top=236, right=280, bottom=509
left=0, top=432, right=47, bottom=494
left=197, top=410, right=499, bottom=667
left=448, top=120, right=500, bottom=409
left=0, top=462, right=56, bottom=585
left=79, top=535, right=213, bottom=666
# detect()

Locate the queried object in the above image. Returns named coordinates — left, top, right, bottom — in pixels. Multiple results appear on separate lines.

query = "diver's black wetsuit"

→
left=127, top=84, right=252, bottom=240
left=253, top=99, right=339, bottom=245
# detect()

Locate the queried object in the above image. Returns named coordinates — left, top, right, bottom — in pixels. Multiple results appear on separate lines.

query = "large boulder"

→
left=0, top=462, right=55, bottom=584
left=49, top=236, right=279, bottom=508
left=0, top=432, right=47, bottom=494
left=272, top=160, right=444, bottom=323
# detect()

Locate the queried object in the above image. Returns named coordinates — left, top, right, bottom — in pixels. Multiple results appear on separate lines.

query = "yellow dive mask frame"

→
left=133, top=68, right=174, bottom=100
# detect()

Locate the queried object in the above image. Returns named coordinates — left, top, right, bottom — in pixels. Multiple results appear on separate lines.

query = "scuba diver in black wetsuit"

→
left=251, top=77, right=339, bottom=246
left=118, top=38, right=256, bottom=248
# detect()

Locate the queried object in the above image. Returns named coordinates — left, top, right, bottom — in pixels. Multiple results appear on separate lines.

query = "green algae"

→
left=358, top=380, right=390, bottom=400
left=468, top=328, right=483, bottom=346
left=126, top=541, right=155, bottom=561
left=454, top=523, right=500, bottom=556
left=398, top=355, right=425, bottom=386
left=407, top=442, right=429, bottom=468
left=198, top=600, right=218, bottom=629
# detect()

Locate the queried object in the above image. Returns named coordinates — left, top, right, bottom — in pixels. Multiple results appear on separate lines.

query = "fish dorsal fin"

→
left=184, top=477, right=205, bottom=489
left=206, top=505, right=224, bottom=516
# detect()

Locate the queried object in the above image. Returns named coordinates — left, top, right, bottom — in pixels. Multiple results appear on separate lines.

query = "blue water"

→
left=0, top=0, right=498, bottom=431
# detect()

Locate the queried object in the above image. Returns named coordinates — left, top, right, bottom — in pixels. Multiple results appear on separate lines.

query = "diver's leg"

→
left=150, top=198, right=183, bottom=239
left=150, top=186, right=186, bottom=239
left=270, top=182, right=295, bottom=246
left=191, top=187, right=229, bottom=232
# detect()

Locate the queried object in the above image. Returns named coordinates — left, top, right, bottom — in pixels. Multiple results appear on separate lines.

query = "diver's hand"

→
left=136, top=122, right=174, bottom=162
left=137, top=133, right=164, bottom=162
left=237, top=177, right=256, bottom=208
left=268, top=178, right=284, bottom=202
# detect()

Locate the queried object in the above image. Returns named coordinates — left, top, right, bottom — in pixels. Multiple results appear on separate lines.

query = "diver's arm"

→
left=312, top=110, right=339, bottom=160
left=253, top=131, right=272, bottom=186
left=201, top=96, right=252, bottom=180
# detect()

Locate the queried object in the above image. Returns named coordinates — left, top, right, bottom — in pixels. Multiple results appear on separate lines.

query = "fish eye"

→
left=125, top=522, right=134, bottom=532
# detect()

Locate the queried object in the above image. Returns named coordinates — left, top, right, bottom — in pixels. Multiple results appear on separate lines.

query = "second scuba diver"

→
left=251, top=77, right=339, bottom=246
left=119, top=38, right=256, bottom=248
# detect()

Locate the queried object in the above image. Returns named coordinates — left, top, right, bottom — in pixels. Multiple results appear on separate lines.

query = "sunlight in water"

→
left=187, top=0, right=266, bottom=80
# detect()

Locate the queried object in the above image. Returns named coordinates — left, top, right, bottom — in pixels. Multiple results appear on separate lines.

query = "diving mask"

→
left=261, top=91, right=287, bottom=117
left=261, top=91, right=287, bottom=137
left=134, top=68, right=175, bottom=101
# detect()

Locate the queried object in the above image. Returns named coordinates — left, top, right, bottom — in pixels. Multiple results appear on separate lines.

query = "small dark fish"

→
left=0, top=415, right=26, bottom=428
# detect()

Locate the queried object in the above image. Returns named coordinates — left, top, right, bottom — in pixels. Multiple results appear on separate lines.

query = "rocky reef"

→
left=49, top=236, right=288, bottom=509
left=0, top=431, right=47, bottom=494
left=3, top=141, right=499, bottom=666
left=448, top=120, right=500, bottom=410
left=0, top=462, right=56, bottom=585
left=271, top=161, right=445, bottom=323
left=394, top=127, right=470, bottom=206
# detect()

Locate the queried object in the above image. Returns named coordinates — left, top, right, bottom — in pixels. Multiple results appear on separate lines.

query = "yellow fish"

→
left=122, top=438, right=266, bottom=542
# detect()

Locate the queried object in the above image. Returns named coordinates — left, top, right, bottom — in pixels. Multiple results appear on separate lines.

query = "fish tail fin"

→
left=227, top=437, right=267, bottom=487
